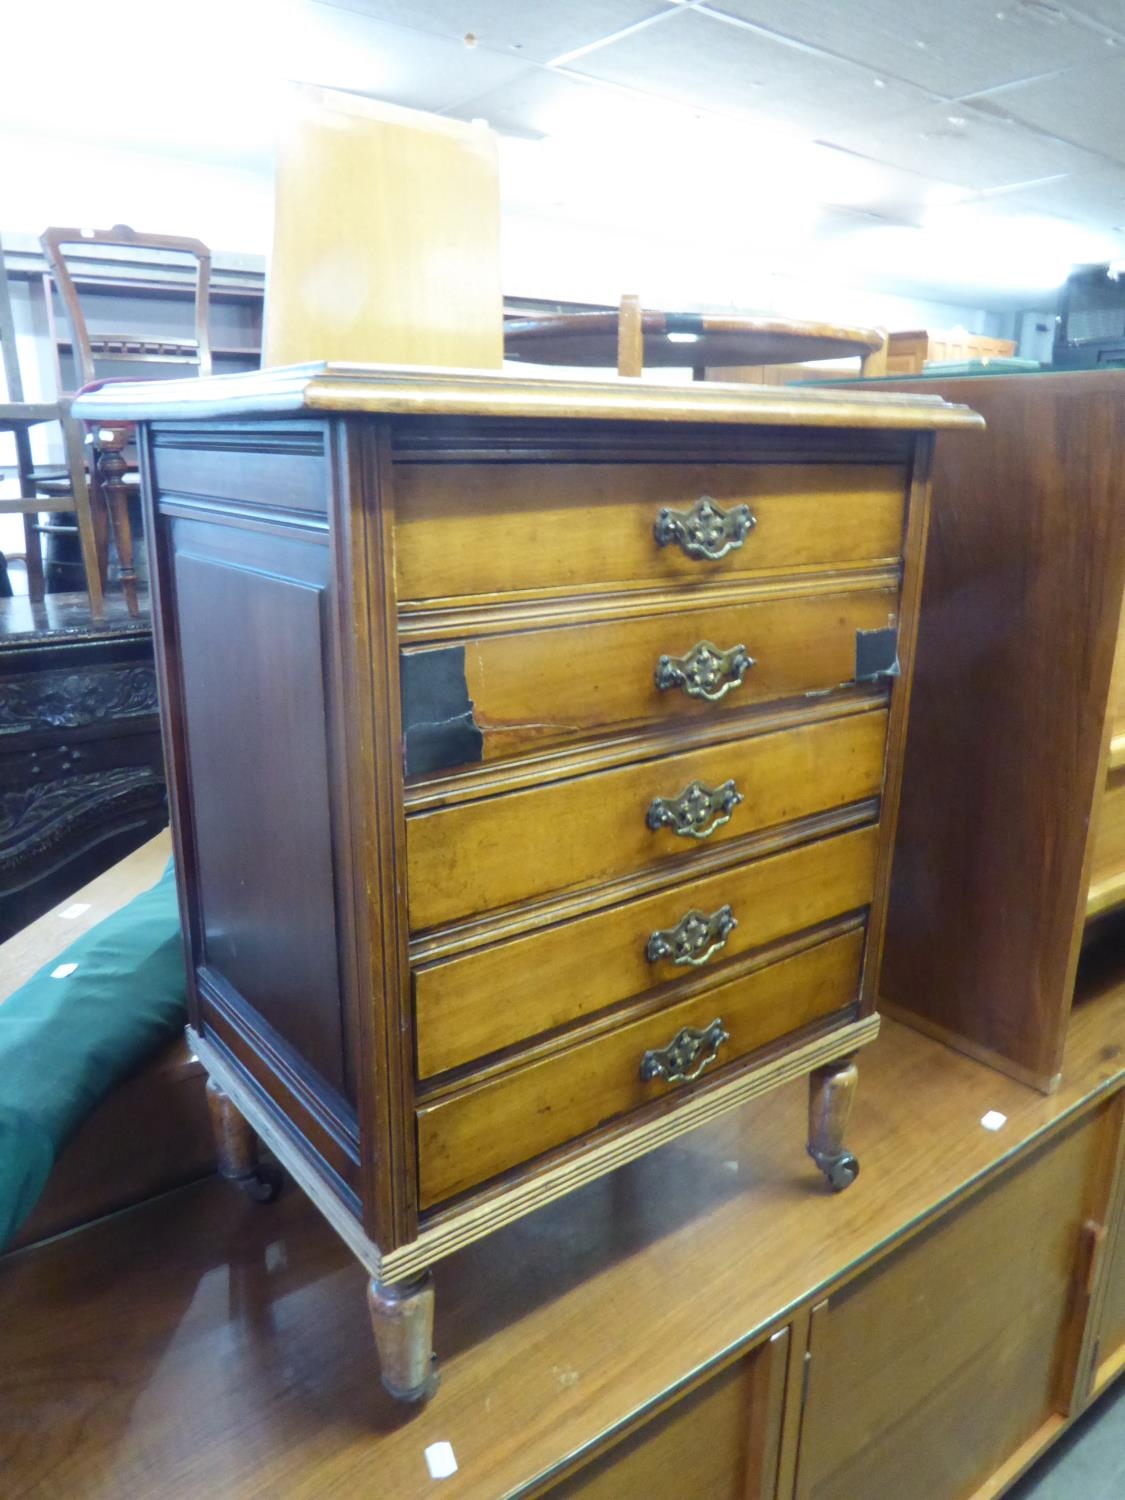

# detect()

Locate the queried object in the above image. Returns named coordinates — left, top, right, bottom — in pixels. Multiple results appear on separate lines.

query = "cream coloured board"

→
left=265, top=86, right=503, bottom=370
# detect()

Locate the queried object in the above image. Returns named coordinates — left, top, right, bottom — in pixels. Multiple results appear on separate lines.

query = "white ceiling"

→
left=306, top=0, right=1125, bottom=306
left=7, top=0, right=1125, bottom=310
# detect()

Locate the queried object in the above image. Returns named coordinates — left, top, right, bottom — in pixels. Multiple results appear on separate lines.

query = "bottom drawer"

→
left=416, top=927, right=865, bottom=1208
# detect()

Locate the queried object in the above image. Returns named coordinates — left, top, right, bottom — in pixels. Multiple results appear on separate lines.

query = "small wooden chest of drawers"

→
left=75, top=365, right=981, bottom=1403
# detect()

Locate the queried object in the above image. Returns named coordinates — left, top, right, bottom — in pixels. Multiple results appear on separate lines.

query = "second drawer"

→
left=407, top=708, right=888, bottom=929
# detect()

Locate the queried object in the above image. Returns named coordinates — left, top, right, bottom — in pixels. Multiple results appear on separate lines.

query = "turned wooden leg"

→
left=205, top=1077, right=283, bottom=1203
left=93, top=423, right=139, bottom=616
left=368, top=1271, right=438, bottom=1403
left=807, top=1055, right=860, bottom=1192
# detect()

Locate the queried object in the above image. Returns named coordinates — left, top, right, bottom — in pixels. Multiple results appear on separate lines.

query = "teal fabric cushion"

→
left=0, top=862, right=187, bottom=1247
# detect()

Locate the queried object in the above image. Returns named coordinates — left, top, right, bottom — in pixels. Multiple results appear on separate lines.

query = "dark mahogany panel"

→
left=171, top=519, right=349, bottom=1099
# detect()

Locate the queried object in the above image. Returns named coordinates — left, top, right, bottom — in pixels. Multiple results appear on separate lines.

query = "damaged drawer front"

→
left=413, top=821, right=879, bottom=1078
left=400, top=585, right=899, bottom=776
left=407, top=707, right=888, bottom=930
left=416, top=926, right=865, bottom=1207
left=394, top=462, right=908, bottom=603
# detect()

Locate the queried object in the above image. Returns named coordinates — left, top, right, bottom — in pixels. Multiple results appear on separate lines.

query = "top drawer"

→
left=394, top=463, right=908, bottom=603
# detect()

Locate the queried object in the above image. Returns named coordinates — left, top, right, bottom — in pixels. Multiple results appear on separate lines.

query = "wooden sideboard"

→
left=853, top=370, right=1125, bottom=1091
left=75, top=364, right=981, bottom=1401
left=0, top=591, right=166, bottom=940
left=1, top=918, right=1122, bottom=1498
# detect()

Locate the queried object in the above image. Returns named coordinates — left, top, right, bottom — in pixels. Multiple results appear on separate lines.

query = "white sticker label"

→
left=425, top=1442, right=458, bottom=1480
left=980, top=1110, right=1007, bottom=1132
left=59, top=903, right=91, bottom=920
left=51, top=963, right=78, bottom=979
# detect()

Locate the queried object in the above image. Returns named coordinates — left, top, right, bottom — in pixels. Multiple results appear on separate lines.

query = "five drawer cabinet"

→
left=75, top=363, right=982, bottom=1403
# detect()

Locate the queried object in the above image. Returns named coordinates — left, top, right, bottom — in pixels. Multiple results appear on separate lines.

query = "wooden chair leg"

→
left=13, top=426, right=45, bottom=602
left=205, top=1078, right=283, bottom=1203
left=807, top=1055, right=860, bottom=1191
left=617, top=293, right=643, bottom=378
left=62, top=414, right=104, bottom=620
left=367, top=1271, right=438, bottom=1403
left=860, top=332, right=888, bottom=378
left=93, top=423, right=138, bottom=616
left=20, top=511, right=45, bottom=602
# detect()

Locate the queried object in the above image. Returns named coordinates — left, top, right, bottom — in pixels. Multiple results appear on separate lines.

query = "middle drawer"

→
left=414, top=821, right=879, bottom=1078
left=407, top=707, right=888, bottom=930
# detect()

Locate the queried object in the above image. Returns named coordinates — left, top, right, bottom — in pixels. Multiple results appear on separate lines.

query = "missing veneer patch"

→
left=400, top=646, right=484, bottom=776
left=855, top=625, right=899, bottom=683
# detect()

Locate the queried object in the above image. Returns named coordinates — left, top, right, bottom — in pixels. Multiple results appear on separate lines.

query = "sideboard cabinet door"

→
left=793, top=1101, right=1120, bottom=1500
left=546, top=1327, right=790, bottom=1500
left=1089, top=1104, right=1125, bottom=1399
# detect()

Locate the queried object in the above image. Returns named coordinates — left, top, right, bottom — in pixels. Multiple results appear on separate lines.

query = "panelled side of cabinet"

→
left=871, top=372, right=1125, bottom=1089
left=140, top=420, right=385, bottom=1224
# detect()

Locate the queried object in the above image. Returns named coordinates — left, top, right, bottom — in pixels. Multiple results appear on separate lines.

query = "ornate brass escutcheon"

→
left=640, top=1017, right=730, bottom=1085
left=647, top=778, right=743, bottom=839
left=654, top=640, right=754, bottom=702
left=653, top=495, right=756, bottom=561
left=646, top=904, right=737, bottom=967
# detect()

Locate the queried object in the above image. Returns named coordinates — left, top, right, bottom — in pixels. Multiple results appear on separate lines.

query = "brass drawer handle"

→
left=646, top=904, right=737, bottom=967
left=655, top=641, right=754, bottom=702
left=647, top=778, right=743, bottom=839
left=654, top=496, right=756, bottom=561
left=640, top=1017, right=730, bottom=1085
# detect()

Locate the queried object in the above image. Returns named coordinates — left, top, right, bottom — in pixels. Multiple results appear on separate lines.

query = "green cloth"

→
left=0, top=862, right=187, bottom=1247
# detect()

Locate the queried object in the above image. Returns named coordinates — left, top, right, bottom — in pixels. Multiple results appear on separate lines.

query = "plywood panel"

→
left=266, top=86, right=502, bottom=370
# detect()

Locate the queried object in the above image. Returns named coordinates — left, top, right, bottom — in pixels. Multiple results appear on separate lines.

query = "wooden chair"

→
left=39, top=225, right=212, bottom=615
left=0, top=233, right=103, bottom=616
left=266, top=86, right=503, bottom=368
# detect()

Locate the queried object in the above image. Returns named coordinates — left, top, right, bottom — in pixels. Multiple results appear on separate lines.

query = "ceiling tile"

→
left=444, top=68, right=671, bottom=138
left=974, top=54, right=1125, bottom=166
left=822, top=99, right=1107, bottom=190
left=565, top=8, right=932, bottom=135
left=289, top=5, right=528, bottom=110
left=698, top=0, right=1116, bottom=97
left=1062, top=2, right=1125, bottom=41
left=981, top=165, right=1125, bottom=232
left=312, top=0, right=677, bottom=63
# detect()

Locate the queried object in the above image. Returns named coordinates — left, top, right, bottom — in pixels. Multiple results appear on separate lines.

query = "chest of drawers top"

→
left=76, top=367, right=981, bottom=1268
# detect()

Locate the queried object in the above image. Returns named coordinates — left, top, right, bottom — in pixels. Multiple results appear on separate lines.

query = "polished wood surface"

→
left=408, top=583, right=899, bottom=767
left=503, top=309, right=885, bottom=371
left=1, top=978, right=1123, bottom=1498
left=413, top=825, right=878, bottom=1078
left=873, top=371, right=1125, bottom=1089
left=417, top=930, right=865, bottom=1206
left=72, top=363, right=987, bottom=431
left=108, top=376, right=962, bottom=1391
left=407, top=708, right=888, bottom=930
left=796, top=1103, right=1118, bottom=1500
left=393, top=462, right=908, bottom=603
left=550, top=1336, right=786, bottom=1499
left=265, top=87, right=503, bottom=370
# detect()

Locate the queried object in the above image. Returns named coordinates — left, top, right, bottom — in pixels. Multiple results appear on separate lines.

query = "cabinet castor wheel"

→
left=239, top=1162, right=285, bottom=1203
left=818, top=1151, right=859, bottom=1192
